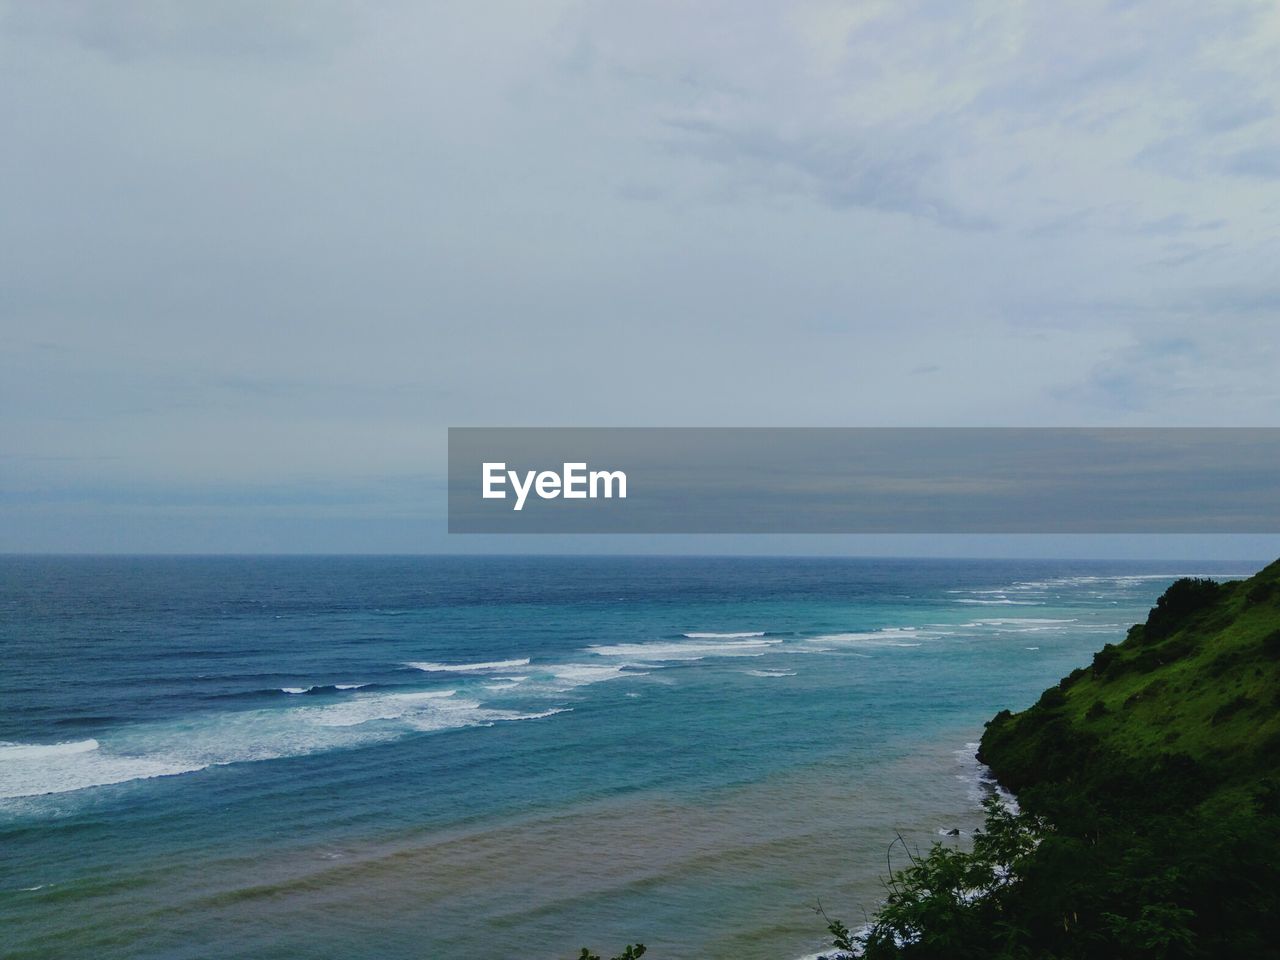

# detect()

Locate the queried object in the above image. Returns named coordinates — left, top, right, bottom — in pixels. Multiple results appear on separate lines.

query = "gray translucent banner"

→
left=448, top=428, right=1280, bottom=533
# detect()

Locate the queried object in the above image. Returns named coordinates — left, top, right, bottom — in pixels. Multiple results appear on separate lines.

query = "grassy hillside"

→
left=819, top=559, right=1280, bottom=960
left=968, top=558, right=1280, bottom=959
left=981, top=558, right=1280, bottom=799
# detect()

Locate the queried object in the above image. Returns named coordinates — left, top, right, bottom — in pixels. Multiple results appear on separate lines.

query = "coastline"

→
left=824, top=560, right=1280, bottom=959
left=2, top=557, right=1249, bottom=960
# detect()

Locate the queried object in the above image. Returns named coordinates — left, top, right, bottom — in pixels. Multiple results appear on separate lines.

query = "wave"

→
left=529, top=663, right=645, bottom=688
left=1012, top=572, right=1245, bottom=590
left=808, top=628, right=939, bottom=648
left=405, top=658, right=531, bottom=673
left=966, top=618, right=1076, bottom=626
left=792, top=928, right=872, bottom=960
left=482, top=678, right=527, bottom=690
left=959, top=617, right=1080, bottom=635
left=681, top=631, right=765, bottom=639
left=0, top=689, right=565, bottom=802
left=0, top=739, right=202, bottom=800
left=314, top=693, right=568, bottom=732
left=955, top=598, right=1039, bottom=605
left=281, top=683, right=371, bottom=695
left=745, top=669, right=796, bottom=678
left=508, top=708, right=571, bottom=721
left=0, top=739, right=101, bottom=761
left=309, top=689, right=460, bottom=727
left=208, top=684, right=382, bottom=703
left=587, top=638, right=780, bottom=661
left=954, top=741, right=1017, bottom=809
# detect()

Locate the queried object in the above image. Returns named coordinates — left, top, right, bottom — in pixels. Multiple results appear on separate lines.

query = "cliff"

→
left=973, top=558, right=1280, bottom=958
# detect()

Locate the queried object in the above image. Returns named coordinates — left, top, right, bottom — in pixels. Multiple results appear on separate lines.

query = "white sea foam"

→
left=482, top=679, right=524, bottom=690
left=309, top=689, right=461, bottom=727
left=496, top=707, right=570, bottom=722
left=0, top=688, right=567, bottom=801
left=955, top=598, right=1039, bottom=605
left=0, top=739, right=202, bottom=800
left=1012, top=572, right=1240, bottom=590
left=791, top=926, right=872, bottom=960
left=954, top=741, right=1017, bottom=809
left=811, top=631, right=883, bottom=642
left=967, top=618, right=1076, bottom=626
left=0, top=739, right=101, bottom=761
left=745, top=669, right=796, bottom=678
left=535, top=663, right=644, bottom=687
left=682, top=631, right=765, bottom=639
left=588, top=638, right=780, bottom=661
left=808, top=628, right=938, bottom=648
left=282, top=683, right=368, bottom=694
left=405, top=658, right=531, bottom=673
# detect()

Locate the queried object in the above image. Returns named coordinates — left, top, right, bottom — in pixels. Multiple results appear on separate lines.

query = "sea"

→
left=0, top=555, right=1258, bottom=960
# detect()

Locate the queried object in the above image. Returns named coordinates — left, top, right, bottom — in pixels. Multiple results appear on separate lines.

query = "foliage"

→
left=843, top=797, right=1046, bottom=960
left=1142, top=577, right=1222, bottom=641
left=574, top=946, right=645, bottom=960
left=822, top=559, right=1280, bottom=959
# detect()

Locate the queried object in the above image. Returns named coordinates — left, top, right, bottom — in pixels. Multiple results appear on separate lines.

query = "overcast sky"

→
left=2, top=1, right=1279, bottom=555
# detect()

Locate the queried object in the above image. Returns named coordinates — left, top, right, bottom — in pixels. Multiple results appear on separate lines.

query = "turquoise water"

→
left=0, top=556, right=1256, bottom=959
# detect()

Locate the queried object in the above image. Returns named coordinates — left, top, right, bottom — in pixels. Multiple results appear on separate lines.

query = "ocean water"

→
left=0, top=556, right=1257, bottom=960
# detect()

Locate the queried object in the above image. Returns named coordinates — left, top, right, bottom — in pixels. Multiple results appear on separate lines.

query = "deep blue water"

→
left=0, top=556, right=1259, bottom=959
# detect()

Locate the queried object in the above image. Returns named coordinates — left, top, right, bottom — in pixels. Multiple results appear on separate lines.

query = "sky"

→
left=2, top=0, right=1279, bottom=556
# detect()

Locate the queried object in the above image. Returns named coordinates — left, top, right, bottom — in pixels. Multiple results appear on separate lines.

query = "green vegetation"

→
left=577, top=561, right=1280, bottom=959
left=822, top=558, right=1280, bottom=959
left=573, top=948, right=645, bottom=960
left=820, top=796, right=1049, bottom=959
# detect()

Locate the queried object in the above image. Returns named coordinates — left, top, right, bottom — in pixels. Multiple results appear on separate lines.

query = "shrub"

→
left=1092, top=643, right=1121, bottom=677
left=575, top=946, right=646, bottom=960
left=825, top=797, right=1048, bottom=960
left=1144, top=578, right=1222, bottom=641
left=1059, top=667, right=1086, bottom=690
left=1037, top=687, right=1067, bottom=710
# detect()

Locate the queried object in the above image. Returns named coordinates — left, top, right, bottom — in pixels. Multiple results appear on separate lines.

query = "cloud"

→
left=551, top=0, right=1280, bottom=234
left=1, top=0, right=358, bottom=60
left=662, top=118, right=995, bottom=229
left=1224, top=145, right=1280, bottom=179
left=1134, top=214, right=1227, bottom=236
left=2, top=0, right=1279, bottom=549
